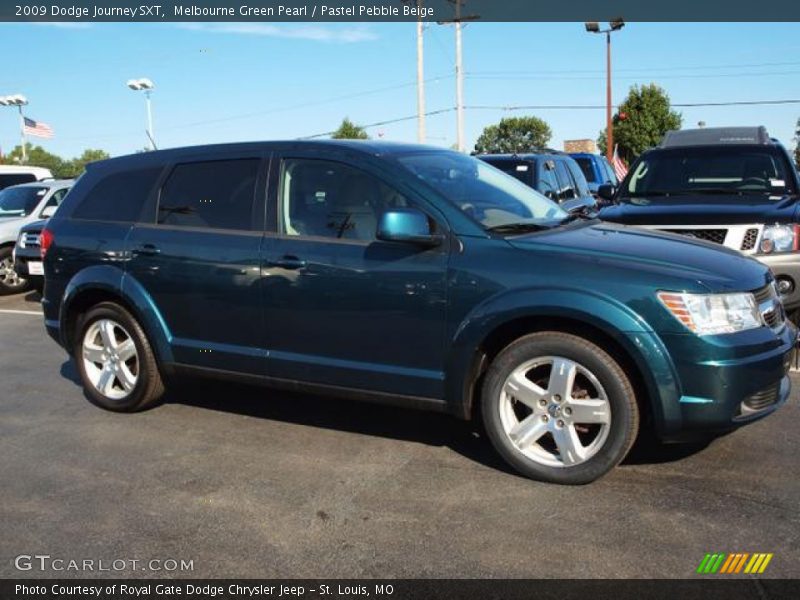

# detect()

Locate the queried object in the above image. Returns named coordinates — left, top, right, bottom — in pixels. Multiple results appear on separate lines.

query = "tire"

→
left=0, top=246, right=31, bottom=296
left=73, top=302, right=165, bottom=412
left=481, top=331, right=639, bottom=484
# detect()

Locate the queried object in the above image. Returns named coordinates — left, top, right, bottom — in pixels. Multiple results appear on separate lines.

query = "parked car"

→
left=569, top=152, right=618, bottom=201
left=0, top=165, right=53, bottom=191
left=12, top=219, right=48, bottom=294
left=478, top=152, right=597, bottom=213
left=0, top=179, right=71, bottom=295
left=41, top=141, right=795, bottom=484
left=599, top=127, right=800, bottom=321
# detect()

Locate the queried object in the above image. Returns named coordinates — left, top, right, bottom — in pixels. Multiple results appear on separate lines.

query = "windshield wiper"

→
left=486, top=222, right=551, bottom=234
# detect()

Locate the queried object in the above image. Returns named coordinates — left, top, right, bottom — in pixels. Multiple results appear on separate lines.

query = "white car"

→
left=0, top=166, right=53, bottom=191
left=0, top=179, right=72, bottom=295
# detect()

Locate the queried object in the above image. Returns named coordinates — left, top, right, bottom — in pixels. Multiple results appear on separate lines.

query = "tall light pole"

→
left=416, top=3, right=426, bottom=144
left=127, top=78, right=156, bottom=150
left=441, top=1, right=478, bottom=153
left=0, top=94, right=30, bottom=163
left=585, top=19, right=625, bottom=162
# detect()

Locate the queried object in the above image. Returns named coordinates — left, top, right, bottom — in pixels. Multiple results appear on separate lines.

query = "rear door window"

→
left=566, top=160, right=591, bottom=197
left=554, top=160, right=577, bottom=200
left=537, top=161, right=560, bottom=200
left=157, top=159, right=259, bottom=231
left=73, top=168, right=162, bottom=222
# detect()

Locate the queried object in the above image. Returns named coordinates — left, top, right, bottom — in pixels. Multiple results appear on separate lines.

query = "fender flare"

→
left=445, top=287, right=682, bottom=433
left=60, top=266, right=174, bottom=364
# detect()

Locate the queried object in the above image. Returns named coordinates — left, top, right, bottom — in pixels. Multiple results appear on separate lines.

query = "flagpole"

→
left=18, top=105, right=27, bottom=164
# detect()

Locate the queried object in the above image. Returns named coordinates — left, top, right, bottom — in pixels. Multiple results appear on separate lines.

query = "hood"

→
left=0, top=216, right=25, bottom=240
left=508, top=220, right=770, bottom=293
left=599, top=194, right=798, bottom=225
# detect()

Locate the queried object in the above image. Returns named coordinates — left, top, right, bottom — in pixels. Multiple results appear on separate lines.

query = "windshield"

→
left=622, top=147, right=795, bottom=199
left=0, top=186, right=47, bottom=217
left=398, top=152, right=566, bottom=229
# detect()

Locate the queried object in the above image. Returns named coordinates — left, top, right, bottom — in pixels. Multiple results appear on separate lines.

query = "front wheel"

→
left=74, top=302, right=165, bottom=412
left=481, top=331, right=639, bottom=484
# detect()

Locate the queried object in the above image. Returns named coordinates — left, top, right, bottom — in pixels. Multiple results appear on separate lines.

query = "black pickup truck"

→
left=600, top=126, right=800, bottom=320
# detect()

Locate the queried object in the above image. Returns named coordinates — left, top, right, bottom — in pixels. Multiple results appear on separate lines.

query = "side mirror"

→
left=597, top=184, right=616, bottom=202
left=40, top=205, right=57, bottom=219
left=377, top=208, right=443, bottom=247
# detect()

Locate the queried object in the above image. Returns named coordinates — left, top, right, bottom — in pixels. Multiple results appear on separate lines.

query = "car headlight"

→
left=657, top=291, right=762, bottom=335
left=760, top=224, right=798, bottom=254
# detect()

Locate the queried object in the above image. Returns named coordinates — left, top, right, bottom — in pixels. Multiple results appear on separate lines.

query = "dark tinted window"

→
left=0, top=186, right=47, bottom=217
left=158, top=159, right=259, bottom=231
left=554, top=160, right=577, bottom=200
left=482, top=160, right=533, bottom=186
left=281, top=158, right=409, bottom=241
left=0, top=174, right=36, bottom=190
left=73, top=168, right=162, bottom=222
left=566, top=160, right=590, bottom=197
left=573, top=157, right=596, bottom=182
left=537, top=161, right=559, bottom=199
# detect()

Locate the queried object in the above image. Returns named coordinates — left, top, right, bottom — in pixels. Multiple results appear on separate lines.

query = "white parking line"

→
left=0, top=309, right=43, bottom=316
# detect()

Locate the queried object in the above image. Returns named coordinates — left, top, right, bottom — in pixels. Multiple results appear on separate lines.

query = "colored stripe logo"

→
left=696, top=553, right=773, bottom=574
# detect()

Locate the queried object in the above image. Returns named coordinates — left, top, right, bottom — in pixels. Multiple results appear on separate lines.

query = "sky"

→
left=1, top=21, right=799, bottom=159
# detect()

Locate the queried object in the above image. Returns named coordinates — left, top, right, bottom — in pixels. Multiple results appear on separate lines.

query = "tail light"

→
left=40, top=228, right=54, bottom=260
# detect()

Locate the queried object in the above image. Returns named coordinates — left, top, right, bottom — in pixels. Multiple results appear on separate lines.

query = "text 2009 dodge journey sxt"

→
left=40, top=141, right=796, bottom=484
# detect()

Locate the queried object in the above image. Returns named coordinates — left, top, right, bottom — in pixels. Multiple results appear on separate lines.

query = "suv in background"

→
left=569, top=152, right=618, bottom=201
left=0, top=179, right=71, bottom=294
left=478, top=152, right=597, bottom=213
left=0, top=166, right=53, bottom=191
left=41, top=141, right=794, bottom=484
left=13, top=219, right=49, bottom=294
left=599, top=127, right=800, bottom=320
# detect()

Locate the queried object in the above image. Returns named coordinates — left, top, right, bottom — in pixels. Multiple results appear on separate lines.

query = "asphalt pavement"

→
left=1, top=291, right=798, bottom=579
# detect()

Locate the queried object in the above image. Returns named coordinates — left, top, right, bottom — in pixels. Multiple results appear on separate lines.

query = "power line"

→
left=466, top=70, right=800, bottom=82
left=299, top=107, right=456, bottom=139
left=467, top=60, right=800, bottom=77
left=466, top=99, right=800, bottom=111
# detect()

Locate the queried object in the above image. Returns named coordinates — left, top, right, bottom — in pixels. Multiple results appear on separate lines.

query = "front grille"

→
left=741, top=228, right=759, bottom=251
left=661, top=228, right=727, bottom=245
left=753, top=283, right=785, bottom=331
left=742, top=383, right=780, bottom=412
left=22, top=232, right=41, bottom=247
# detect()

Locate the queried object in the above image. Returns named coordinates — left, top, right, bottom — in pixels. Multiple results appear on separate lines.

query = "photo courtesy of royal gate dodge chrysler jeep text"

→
left=39, top=141, right=796, bottom=484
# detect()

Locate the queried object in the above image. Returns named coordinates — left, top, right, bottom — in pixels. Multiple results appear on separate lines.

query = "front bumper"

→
left=756, top=253, right=800, bottom=312
left=658, top=321, right=796, bottom=440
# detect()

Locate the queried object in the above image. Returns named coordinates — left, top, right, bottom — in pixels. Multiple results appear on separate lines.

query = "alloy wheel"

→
left=498, top=355, right=612, bottom=468
left=81, top=318, right=139, bottom=400
left=0, top=256, right=26, bottom=289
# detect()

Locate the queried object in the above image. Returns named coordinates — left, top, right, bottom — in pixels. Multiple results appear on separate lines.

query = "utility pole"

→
left=441, top=0, right=478, bottom=153
left=416, top=1, right=426, bottom=143
left=585, top=19, right=625, bottom=162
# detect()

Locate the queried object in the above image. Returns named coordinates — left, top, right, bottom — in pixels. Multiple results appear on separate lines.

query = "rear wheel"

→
left=74, top=302, right=165, bottom=412
left=0, top=247, right=31, bottom=296
left=481, top=331, right=639, bottom=484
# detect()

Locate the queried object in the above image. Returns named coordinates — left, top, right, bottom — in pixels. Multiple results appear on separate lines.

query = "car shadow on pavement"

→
left=22, top=290, right=41, bottom=304
left=57, top=360, right=714, bottom=473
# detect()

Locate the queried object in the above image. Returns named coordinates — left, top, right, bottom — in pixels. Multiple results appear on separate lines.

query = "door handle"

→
left=266, top=255, right=307, bottom=270
left=133, top=243, right=161, bottom=256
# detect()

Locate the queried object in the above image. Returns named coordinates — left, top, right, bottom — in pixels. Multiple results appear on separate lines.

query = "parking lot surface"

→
left=1, top=291, right=798, bottom=579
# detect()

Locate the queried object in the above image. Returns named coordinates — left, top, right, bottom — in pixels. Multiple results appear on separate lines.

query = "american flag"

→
left=611, top=144, right=628, bottom=180
left=23, top=117, right=54, bottom=139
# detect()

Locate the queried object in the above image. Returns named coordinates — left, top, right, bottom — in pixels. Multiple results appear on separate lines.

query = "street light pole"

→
left=440, top=0, right=478, bottom=153
left=585, top=19, right=625, bottom=162
left=0, top=94, right=29, bottom=163
left=127, top=78, right=156, bottom=151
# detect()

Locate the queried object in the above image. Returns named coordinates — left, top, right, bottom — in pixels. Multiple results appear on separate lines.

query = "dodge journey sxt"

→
left=40, top=141, right=795, bottom=484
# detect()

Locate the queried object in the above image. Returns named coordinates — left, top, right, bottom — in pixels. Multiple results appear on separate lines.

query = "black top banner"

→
left=3, top=0, right=800, bottom=22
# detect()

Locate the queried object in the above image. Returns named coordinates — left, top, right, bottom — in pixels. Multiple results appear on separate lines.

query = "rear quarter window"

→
left=71, top=167, right=162, bottom=222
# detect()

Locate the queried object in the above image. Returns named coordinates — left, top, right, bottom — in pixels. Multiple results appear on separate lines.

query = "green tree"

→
left=60, top=149, right=110, bottom=178
left=474, top=116, right=552, bottom=154
left=331, top=118, right=369, bottom=140
left=597, top=84, right=682, bottom=163
left=0, top=145, right=109, bottom=178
